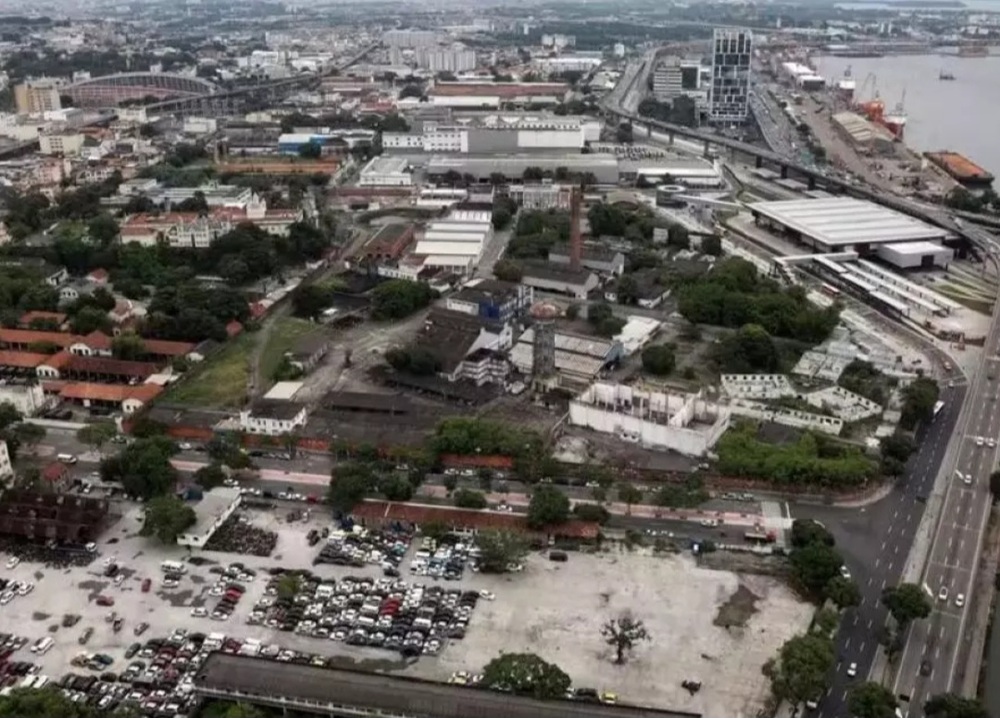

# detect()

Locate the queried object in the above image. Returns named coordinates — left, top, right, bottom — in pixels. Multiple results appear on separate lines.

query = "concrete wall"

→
left=466, top=128, right=517, bottom=154
left=730, top=399, right=845, bottom=436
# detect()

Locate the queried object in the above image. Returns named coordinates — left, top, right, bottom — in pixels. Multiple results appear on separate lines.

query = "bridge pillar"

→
left=807, top=176, right=816, bottom=190
left=755, top=156, right=763, bottom=169
left=645, top=124, right=652, bottom=139
left=703, top=140, right=711, bottom=158
left=780, top=165, right=788, bottom=179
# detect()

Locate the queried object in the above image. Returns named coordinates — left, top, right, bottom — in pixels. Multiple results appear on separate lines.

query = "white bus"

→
left=160, top=560, right=187, bottom=574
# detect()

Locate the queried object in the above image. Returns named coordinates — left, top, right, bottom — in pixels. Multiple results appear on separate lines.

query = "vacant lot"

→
left=406, top=548, right=812, bottom=718
left=259, top=317, right=322, bottom=384
left=161, top=332, right=253, bottom=408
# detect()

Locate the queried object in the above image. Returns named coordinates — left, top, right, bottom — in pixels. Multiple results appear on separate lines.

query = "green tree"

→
left=77, top=421, right=118, bottom=456
left=69, top=306, right=112, bottom=335
left=492, top=206, right=512, bottom=230
left=276, top=574, right=302, bottom=601
left=327, top=462, right=374, bottom=513
left=298, top=142, right=322, bottom=159
left=601, top=615, right=650, bottom=664
left=641, top=344, right=676, bottom=375
left=900, top=377, right=940, bottom=430
left=790, top=519, right=836, bottom=549
left=87, top=212, right=119, bottom=244
left=666, top=223, right=690, bottom=250
left=141, top=494, right=196, bottom=544
left=379, top=475, right=414, bottom=502
left=764, top=634, right=835, bottom=705
left=480, top=653, right=571, bottom=699
left=0, top=402, right=21, bottom=431
left=527, top=485, right=570, bottom=528
left=719, top=323, right=781, bottom=373
left=11, top=422, right=45, bottom=452
left=617, top=482, right=644, bottom=515
left=825, top=576, right=861, bottom=609
left=194, top=463, right=227, bottom=490
left=493, top=259, right=523, bottom=282
left=111, top=332, right=146, bottom=360
left=789, top=543, right=845, bottom=597
left=848, top=682, right=899, bottom=718
left=702, top=235, right=723, bottom=256
left=0, top=687, right=92, bottom=717
left=881, top=583, right=931, bottom=629
left=370, top=280, right=436, bottom=320
left=454, top=488, right=488, bottom=509
left=573, top=503, right=610, bottom=523
left=100, top=437, right=178, bottom=500
left=475, top=529, right=528, bottom=573
left=924, top=693, right=989, bottom=718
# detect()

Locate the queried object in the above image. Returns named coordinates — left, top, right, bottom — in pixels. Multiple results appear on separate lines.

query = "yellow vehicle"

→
left=601, top=692, right=618, bottom=705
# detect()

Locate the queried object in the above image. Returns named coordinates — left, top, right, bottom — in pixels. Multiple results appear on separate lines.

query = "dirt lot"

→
left=1, top=501, right=809, bottom=718
left=406, top=547, right=812, bottom=718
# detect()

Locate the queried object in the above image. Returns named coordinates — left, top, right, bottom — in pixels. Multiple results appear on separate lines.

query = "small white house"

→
left=238, top=400, right=308, bottom=436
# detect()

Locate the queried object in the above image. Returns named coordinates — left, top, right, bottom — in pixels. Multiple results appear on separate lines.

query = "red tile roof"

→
left=59, top=381, right=163, bottom=404
left=60, top=354, right=159, bottom=378
left=351, top=500, right=599, bottom=539
left=19, top=311, right=67, bottom=327
left=43, top=350, right=74, bottom=369
left=87, top=268, right=109, bottom=282
left=0, top=328, right=192, bottom=358
left=0, top=350, right=49, bottom=369
left=41, top=462, right=69, bottom=483
left=430, top=82, right=569, bottom=98
left=225, top=321, right=244, bottom=338
left=141, top=338, right=195, bottom=357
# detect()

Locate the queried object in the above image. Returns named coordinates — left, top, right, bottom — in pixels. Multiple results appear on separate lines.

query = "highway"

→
left=892, top=325, right=1000, bottom=710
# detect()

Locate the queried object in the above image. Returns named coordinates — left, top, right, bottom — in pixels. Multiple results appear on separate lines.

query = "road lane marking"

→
left=860, top=641, right=866, bottom=652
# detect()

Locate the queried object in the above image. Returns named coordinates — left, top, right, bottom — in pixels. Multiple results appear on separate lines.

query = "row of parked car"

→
left=313, top=527, right=411, bottom=569
left=247, top=572, right=485, bottom=657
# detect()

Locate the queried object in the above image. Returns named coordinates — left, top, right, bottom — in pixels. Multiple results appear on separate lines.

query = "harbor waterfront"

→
left=814, top=53, right=1000, bottom=180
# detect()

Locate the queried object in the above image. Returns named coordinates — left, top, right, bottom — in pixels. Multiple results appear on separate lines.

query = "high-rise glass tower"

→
left=709, top=27, right=753, bottom=124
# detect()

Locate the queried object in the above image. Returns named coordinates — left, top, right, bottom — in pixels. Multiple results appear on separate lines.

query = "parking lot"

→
left=0, top=500, right=810, bottom=717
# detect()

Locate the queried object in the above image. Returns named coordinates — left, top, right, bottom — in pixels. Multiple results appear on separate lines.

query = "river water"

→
left=813, top=54, right=1000, bottom=178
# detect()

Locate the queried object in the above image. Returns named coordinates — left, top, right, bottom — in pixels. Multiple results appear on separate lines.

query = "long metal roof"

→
left=750, top=198, right=952, bottom=248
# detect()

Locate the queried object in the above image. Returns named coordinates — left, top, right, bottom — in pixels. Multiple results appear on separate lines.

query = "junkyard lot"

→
left=3, top=504, right=810, bottom=718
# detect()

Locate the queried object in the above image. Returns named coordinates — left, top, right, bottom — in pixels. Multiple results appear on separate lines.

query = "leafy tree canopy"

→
left=480, top=653, right=571, bottom=699
left=141, top=495, right=197, bottom=544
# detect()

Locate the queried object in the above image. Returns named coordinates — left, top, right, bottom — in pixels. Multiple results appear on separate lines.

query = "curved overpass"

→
left=64, top=72, right=217, bottom=107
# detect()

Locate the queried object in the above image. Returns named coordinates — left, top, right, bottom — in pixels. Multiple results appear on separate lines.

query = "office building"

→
left=384, top=29, right=439, bottom=47
left=14, top=79, right=62, bottom=114
left=653, top=57, right=701, bottom=103
left=709, top=28, right=753, bottom=124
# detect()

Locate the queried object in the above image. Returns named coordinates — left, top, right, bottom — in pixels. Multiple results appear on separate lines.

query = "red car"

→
left=141, top=578, right=151, bottom=593
left=95, top=596, right=114, bottom=607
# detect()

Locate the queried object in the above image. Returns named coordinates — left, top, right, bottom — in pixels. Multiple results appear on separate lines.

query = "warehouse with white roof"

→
left=750, top=198, right=954, bottom=254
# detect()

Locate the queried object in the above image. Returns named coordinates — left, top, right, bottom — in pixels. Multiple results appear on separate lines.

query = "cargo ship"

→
left=925, top=150, right=995, bottom=187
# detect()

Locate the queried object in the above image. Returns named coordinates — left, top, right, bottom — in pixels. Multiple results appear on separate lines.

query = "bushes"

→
left=641, top=344, right=676, bottom=375
left=370, top=280, right=437, bottom=320
left=715, top=423, right=877, bottom=488
left=677, top=258, right=839, bottom=345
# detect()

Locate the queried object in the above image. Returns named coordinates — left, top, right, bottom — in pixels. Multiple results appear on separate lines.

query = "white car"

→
left=839, top=565, right=851, bottom=580
left=990, top=439, right=997, bottom=449
left=114, top=574, right=125, bottom=585
left=190, top=608, right=208, bottom=617
left=846, top=662, right=857, bottom=677
left=478, top=590, right=496, bottom=601
left=938, top=586, right=949, bottom=602
left=16, top=582, right=33, bottom=596
left=955, top=594, right=965, bottom=608
left=977, top=437, right=985, bottom=447
left=178, top=442, right=193, bottom=451
left=5, top=557, right=19, bottom=569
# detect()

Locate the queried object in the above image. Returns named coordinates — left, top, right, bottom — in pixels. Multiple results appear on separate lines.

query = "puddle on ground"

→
left=324, top=654, right=414, bottom=672
left=32, top=571, right=44, bottom=580
left=31, top=612, right=50, bottom=621
left=47, top=624, right=58, bottom=633
left=157, top=589, right=195, bottom=607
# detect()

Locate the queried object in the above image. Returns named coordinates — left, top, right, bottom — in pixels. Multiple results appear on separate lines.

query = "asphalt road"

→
left=794, top=383, right=965, bottom=718
left=893, top=346, right=1000, bottom=709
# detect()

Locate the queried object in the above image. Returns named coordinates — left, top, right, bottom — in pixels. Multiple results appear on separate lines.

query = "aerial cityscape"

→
left=0, top=1, right=1000, bottom=718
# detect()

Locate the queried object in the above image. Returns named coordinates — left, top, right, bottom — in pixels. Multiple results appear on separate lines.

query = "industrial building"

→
left=425, top=155, right=620, bottom=184
left=511, top=329, right=622, bottom=388
left=831, top=112, right=895, bottom=154
left=630, top=159, right=724, bottom=189
left=415, top=47, right=477, bottom=73
left=569, top=382, right=731, bottom=457
left=709, top=27, right=753, bottom=124
left=445, top=279, right=534, bottom=322
left=520, top=263, right=598, bottom=300
left=176, top=488, right=242, bottom=549
left=548, top=245, right=625, bottom=275
left=383, top=114, right=601, bottom=154
left=875, top=241, right=953, bottom=270
left=359, top=156, right=413, bottom=187
left=360, top=223, right=416, bottom=262
left=427, top=81, right=570, bottom=109
left=506, top=183, right=574, bottom=210
left=749, top=197, right=953, bottom=253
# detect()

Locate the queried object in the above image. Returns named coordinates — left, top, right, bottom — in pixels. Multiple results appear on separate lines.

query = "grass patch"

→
left=161, top=333, right=253, bottom=408
left=259, top=317, right=323, bottom=384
